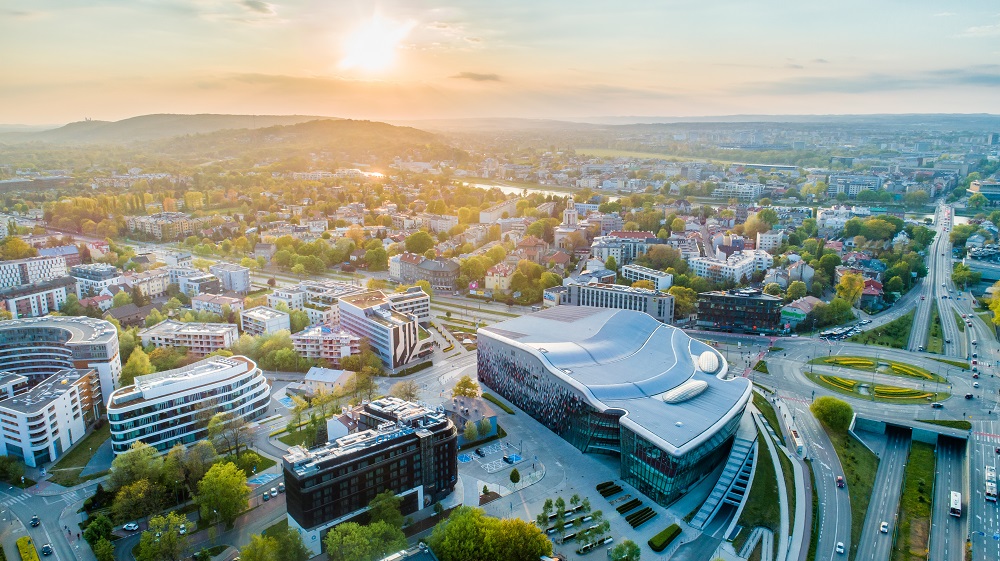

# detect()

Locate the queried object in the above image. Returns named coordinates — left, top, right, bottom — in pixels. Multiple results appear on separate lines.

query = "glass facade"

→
left=478, top=335, right=745, bottom=507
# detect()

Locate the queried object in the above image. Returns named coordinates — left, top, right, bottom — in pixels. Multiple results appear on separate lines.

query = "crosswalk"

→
left=0, top=488, right=85, bottom=510
left=0, top=492, right=29, bottom=508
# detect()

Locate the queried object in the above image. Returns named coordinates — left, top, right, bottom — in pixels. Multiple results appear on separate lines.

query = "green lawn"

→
left=753, top=360, right=769, bottom=374
left=930, top=357, right=969, bottom=370
left=953, top=310, right=965, bottom=333
left=262, top=518, right=288, bottom=539
left=806, top=460, right=820, bottom=561
left=819, top=421, right=879, bottom=559
left=892, top=442, right=935, bottom=561
left=752, top=392, right=786, bottom=446
left=807, top=357, right=946, bottom=383
left=927, top=303, right=944, bottom=354
left=732, top=429, right=780, bottom=553
left=848, top=310, right=914, bottom=349
left=776, top=448, right=796, bottom=534
left=278, top=432, right=307, bottom=447
left=916, top=419, right=972, bottom=430
left=51, top=423, right=110, bottom=471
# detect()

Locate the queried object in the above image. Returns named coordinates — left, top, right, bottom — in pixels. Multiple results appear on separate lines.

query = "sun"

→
left=339, top=15, right=414, bottom=73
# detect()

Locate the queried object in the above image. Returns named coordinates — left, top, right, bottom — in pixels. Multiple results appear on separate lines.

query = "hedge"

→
left=648, top=524, right=682, bottom=552
left=16, top=537, right=39, bottom=561
left=482, top=393, right=515, bottom=414
left=392, top=360, right=434, bottom=377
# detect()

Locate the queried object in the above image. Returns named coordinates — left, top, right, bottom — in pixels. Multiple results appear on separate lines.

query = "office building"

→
left=240, top=306, right=290, bottom=337
left=621, top=264, right=673, bottom=290
left=139, top=320, right=239, bottom=357
left=106, top=356, right=270, bottom=454
left=70, top=263, right=124, bottom=298
left=0, top=368, right=102, bottom=467
left=339, top=291, right=422, bottom=369
left=969, top=180, right=1000, bottom=203
left=564, top=282, right=675, bottom=323
left=696, top=289, right=783, bottom=334
left=385, top=288, right=431, bottom=325
left=38, top=245, right=81, bottom=267
left=826, top=175, right=884, bottom=199
left=269, top=280, right=367, bottom=327
left=210, top=263, right=252, bottom=294
left=169, top=268, right=222, bottom=296
left=0, top=316, right=121, bottom=405
left=291, top=326, right=361, bottom=366
left=191, top=294, right=245, bottom=316
left=0, top=256, right=68, bottom=289
left=283, top=397, right=457, bottom=555
left=477, top=307, right=749, bottom=506
left=0, top=276, right=76, bottom=319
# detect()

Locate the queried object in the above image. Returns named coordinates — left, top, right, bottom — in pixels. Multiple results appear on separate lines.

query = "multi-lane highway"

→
left=855, top=428, right=911, bottom=561
left=929, top=437, right=968, bottom=561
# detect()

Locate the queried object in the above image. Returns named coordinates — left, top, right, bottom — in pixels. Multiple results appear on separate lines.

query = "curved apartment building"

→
left=106, top=356, right=270, bottom=454
left=0, top=316, right=121, bottom=404
left=477, top=306, right=750, bottom=506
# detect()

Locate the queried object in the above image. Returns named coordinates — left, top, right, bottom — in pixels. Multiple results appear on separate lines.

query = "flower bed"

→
left=819, top=375, right=858, bottom=391
left=17, top=537, right=39, bottom=561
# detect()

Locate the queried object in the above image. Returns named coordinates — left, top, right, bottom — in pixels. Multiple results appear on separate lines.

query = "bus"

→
left=987, top=482, right=998, bottom=502
left=950, top=491, right=962, bottom=517
left=986, top=465, right=996, bottom=483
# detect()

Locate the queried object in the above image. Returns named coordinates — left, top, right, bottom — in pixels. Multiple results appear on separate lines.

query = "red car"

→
left=836, top=476, right=845, bottom=488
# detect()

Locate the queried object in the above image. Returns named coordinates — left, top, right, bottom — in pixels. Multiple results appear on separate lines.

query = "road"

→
left=929, top=437, right=968, bottom=561
left=855, top=428, right=910, bottom=561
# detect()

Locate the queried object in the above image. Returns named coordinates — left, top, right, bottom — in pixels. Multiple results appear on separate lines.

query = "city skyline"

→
left=4, top=0, right=1000, bottom=125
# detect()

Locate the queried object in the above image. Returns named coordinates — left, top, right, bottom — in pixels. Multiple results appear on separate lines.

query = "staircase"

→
left=691, top=433, right=756, bottom=529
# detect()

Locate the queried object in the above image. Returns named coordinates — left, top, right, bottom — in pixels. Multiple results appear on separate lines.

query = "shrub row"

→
left=889, top=364, right=933, bottom=380
left=625, top=506, right=656, bottom=528
left=819, top=375, right=857, bottom=391
left=596, top=481, right=615, bottom=491
left=481, top=393, right=515, bottom=415
left=648, top=524, right=682, bottom=552
left=873, top=387, right=931, bottom=399
left=599, top=485, right=622, bottom=498
left=616, top=498, right=642, bottom=514
left=17, top=537, right=39, bottom=561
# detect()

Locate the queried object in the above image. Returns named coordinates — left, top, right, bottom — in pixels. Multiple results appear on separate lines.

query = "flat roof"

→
left=478, top=307, right=749, bottom=456
left=0, top=369, right=91, bottom=414
left=241, top=306, right=289, bottom=321
left=0, top=316, right=118, bottom=345
left=140, top=319, right=238, bottom=336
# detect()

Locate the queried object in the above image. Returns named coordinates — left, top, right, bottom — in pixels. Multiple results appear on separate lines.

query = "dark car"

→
left=30, top=515, right=40, bottom=527
left=502, top=455, right=514, bottom=464
left=40, top=544, right=53, bottom=556
left=965, top=393, right=974, bottom=400
left=836, top=475, right=845, bottom=488
left=474, top=448, right=486, bottom=457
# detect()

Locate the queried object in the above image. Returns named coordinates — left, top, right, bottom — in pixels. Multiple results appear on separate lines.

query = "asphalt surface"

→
left=929, top=437, right=967, bottom=561
left=855, top=427, right=911, bottom=561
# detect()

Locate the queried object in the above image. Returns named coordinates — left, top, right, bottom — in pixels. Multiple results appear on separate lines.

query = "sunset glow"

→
left=338, top=14, right=414, bottom=74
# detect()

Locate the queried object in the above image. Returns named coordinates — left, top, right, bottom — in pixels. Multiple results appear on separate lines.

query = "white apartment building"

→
left=210, top=263, right=252, bottom=294
left=192, top=294, right=245, bottom=316
left=139, top=320, right=239, bottom=357
left=479, top=198, right=519, bottom=224
left=590, top=232, right=659, bottom=265
left=106, top=356, right=270, bottom=454
left=756, top=230, right=784, bottom=254
left=123, top=269, right=170, bottom=299
left=0, top=220, right=7, bottom=239
left=291, top=326, right=361, bottom=366
left=70, top=263, right=124, bottom=298
left=385, top=288, right=431, bottom=325
left=268, top=287, right=307, bottom=310
left=0, top=256, right=68, bottom=289
left=816, top=207, right=852, bottom=231
left=621, top=264, right=674, bottom=290
left=240, top=306, right=291, bottom=337
left=159, top=251, right=193, bottom=268
left=0, top=369, right=101, bottom=467
left=0, top=277, right=75, bottom=319
left=712, top=182, right=764, bottom=201
left=688, top=250, right=773, bottom=284
left=269, top=280, right=367, bottom=326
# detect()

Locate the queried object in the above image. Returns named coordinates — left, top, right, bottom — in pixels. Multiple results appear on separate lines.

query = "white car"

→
left=880, top=521, right=889, bottom=533
left=123, top=522, right=139, bottom=532
left=271, top=487, right=279, bottom=498
left=835, top=542, right=845, bottom=554
left=178, top=524, right=187, bottom=535
left=974, top=382, right=980, bottom=388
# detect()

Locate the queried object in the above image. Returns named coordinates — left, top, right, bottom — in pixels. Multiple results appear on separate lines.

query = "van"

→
left=531, top=306, right=541, bottom=312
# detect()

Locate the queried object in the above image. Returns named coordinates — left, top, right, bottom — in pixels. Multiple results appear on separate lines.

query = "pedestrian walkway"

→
left=738, top=526, right=775, bottom=561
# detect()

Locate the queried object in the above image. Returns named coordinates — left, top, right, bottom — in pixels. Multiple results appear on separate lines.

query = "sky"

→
left=3, top=0, right=1000, bottom=125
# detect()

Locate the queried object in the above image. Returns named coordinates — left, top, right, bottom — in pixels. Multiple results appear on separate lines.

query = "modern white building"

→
left=621, top=264, right=674, bottom=290
left=106, top=356, right=270, bottom=454
left=712, top=182, right=763, bottom=201
left=0, top=256, right=68, bottom=289
left=192, top=294, right=245, bottom=316
left=339, top=291, right=424, bottom=369
left=385, top=287, right=431, bottom=325
left=688, top=250, right=773, bottom=284
left=70, top=263, right=124, bottom=298
left=755, top=230, right=784, bottom=254
left=479, top=198, right=519, bottom=224
left=268, top=280, right=367, bottom=326
left=139, top=320, right=239, bottom=357
left=291, top=326, right=361, bottom=367
left=240, top=306, right=291, bottom=337
left=210, top=263, right=252, bottom=294
left=564, top=282, right=675, bottom=323
left=590, top=232, right=660, bottom=265
left=159, top=251, right=193, bottom=268
left=0, top=368, right=101, bottom=467
left=0, top=316, right=121, bottom=405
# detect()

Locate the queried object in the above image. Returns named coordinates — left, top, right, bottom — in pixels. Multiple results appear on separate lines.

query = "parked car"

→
left=123, top=522, right=139, bottom=531
left=178, top=524, right=187, bottom=535
left=271, top=487, right=279, bottom=498
left=475, top=448, right=486, bottom=457
left=263, top=492, right=270, bottom=502
left=278, top=483, right=285, bottom=493
left=502, top=455, right=514, bottom=464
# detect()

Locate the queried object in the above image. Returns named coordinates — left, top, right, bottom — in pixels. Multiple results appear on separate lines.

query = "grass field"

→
left=953, top=310, right=965, bottom=333
left=809, top=356, right=946, bottom=383
left=752, top=392, right=786, bottom=446
left=892, top=442, right=935, bottom=561
left=776, top=448, right=796, bottom=535
left=732, top=429, right=780, bottom=553
left=820, top=420, right=879, bottom=559
left=805, top=372, right=949, bottom=405
left=848, top=311, right=914, bottom=349
left=927, top=303, right=944, bottom=354
left=916, top=419, right=972, bottom=430
left=48, top=423, right=110, bottom=487
left=930, top=357, right=970, bottom=370
left=574, top=148, right=689, bottom=160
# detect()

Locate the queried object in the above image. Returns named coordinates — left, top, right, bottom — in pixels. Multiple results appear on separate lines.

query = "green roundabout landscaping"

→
left=808, top=355, right=947, bottom=383
left=805, top=372, right=950, bottom=405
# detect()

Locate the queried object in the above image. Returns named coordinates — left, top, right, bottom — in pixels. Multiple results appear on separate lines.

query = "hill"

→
left=0, top=114, right=332, bottom=144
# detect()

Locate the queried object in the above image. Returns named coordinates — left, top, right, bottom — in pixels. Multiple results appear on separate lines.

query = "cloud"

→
left=786, top=64, right=804, bottom=70
left=962, top=21, right=1000, bottom=37
left=744, top=66, right=1000, bottom=95
left=813, top=58, right=830, bottom=64
left=452, top=72, right=501, bottom=82
left=241, top=0, right=275, bottom=15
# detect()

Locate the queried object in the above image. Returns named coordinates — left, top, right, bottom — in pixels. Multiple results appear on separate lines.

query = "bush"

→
left=17, top=537, right=39, bottom=561
left=648, top=524, right=682, bottom=552
left=482, top=393, right=514, bottom=414
left=811, top=396, right=853, bottom=431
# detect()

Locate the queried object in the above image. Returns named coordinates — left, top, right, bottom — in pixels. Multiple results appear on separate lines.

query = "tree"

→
left=112, top=290, right=134, bottom=309
left=811, top=396, right=853, bottom=431
left=670, top=217, right=686, bottom=234
left=194, top=550, right=212, bottom=561
left=667, top=286, right=697, bottom=319
left=0, top=237, right=37, bottom=260
left=240, top=534, right=278, bottom=561
left=94, top=538, right=115, bottom=561
left=610, top=539, right=641, bottom=561
left=969, top=192, right=989, bottom=210
left=510, top=468, right=521, bottom=486
left=631, top=280, right=655, bottom=289
left=207, top=412, right=251, bottom=457
left=835, top=272, right=865, bottom=307
left=324, top=520, right=407, bottom=561
left=757, top=208, right=779, bottom=226
left=389, top=380, right=420, bottom=402
left=109, top=441, right=163, bottom=492
left=405, top=231, right=436, bottom=254
left=452, top=375, right=480, bottom=398
left=763, top=283, right=782, bottom=296
left=786, top=281, right=807, bottom=302
left=196, top=461, right=250, bottom=528
left=275, top=527, right=312, bottom=561
left=464, top=420, right=478, bottom=442
left=604, top=255, right=618, bottom=271
left=113, top=478, right=165, bottom=523
left=818, top=253, right=841, bottom=278
left=368, top=490, right=404, bottom=529
left=429, top=506, right=552, bottom=561
left=83, top=514, right=113, bottom=545
left=476, top=417, right=491, bottom=438
left=136, top=511, right=188, bottom=561
left=121, top=347, right=155, bottom=387
left=885, top=276, right=904, bottom=294
left=183, top=440, right=217, bottom=487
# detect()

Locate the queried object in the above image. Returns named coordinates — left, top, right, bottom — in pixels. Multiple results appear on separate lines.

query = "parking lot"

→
left=467, top=441, right=526, bottom=473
